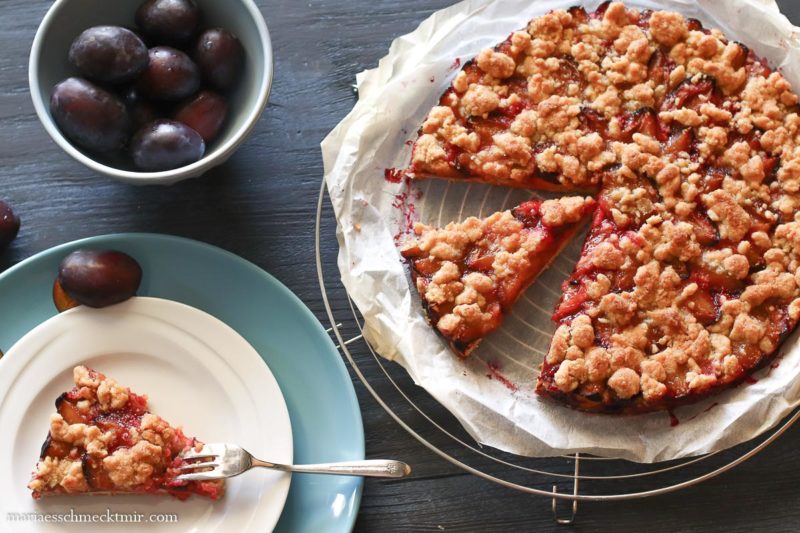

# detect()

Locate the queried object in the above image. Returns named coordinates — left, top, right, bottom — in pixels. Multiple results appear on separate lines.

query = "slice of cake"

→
left=401, top=196, right=595, bottom=356
left=29, top=365, right=224, bottom=500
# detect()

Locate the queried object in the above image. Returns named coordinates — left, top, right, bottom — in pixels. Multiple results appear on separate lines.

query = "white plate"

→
left=0, top=297, right=293, bottom=532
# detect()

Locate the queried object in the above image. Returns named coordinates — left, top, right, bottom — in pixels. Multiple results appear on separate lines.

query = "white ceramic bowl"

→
left=29, top=0, right=273, bottom=185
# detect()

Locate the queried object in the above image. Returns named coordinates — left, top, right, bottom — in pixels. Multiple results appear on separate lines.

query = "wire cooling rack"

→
left=315, top=178, right=800, bottom=524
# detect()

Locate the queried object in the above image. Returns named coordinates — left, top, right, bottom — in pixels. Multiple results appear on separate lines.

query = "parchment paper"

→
left=322, top=0, right=800, bottom=462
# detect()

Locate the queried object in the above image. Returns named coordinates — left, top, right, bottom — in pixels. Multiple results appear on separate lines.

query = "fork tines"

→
left=176, top=443, right=227, bottom=481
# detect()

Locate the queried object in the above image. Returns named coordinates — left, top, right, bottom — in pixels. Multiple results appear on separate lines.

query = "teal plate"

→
left=0, top=233, right=364, bottom=532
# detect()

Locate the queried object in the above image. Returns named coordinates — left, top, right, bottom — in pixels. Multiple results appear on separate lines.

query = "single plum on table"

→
left=0, top=200, right=20, bottom=250
left=57, top=249, right=143, bottom=309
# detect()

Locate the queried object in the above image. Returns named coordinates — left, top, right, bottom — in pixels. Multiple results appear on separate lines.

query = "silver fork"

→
left=176, top=443, right=412, bottom=481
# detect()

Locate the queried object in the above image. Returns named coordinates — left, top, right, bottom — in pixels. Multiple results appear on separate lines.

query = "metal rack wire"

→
left=315, top=178, right=800, bottom=524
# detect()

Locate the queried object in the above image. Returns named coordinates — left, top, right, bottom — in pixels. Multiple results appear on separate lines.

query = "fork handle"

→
left=251, top=458, right=411, bottom=478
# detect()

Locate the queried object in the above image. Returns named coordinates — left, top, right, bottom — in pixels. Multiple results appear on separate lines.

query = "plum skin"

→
left=173, top=91, right=228, bottom=143
left=136, top=0, right=201, bottom=45
left=68, top=26, right=148, bottom=85
left=50, top=77, right=131, bottom=153
left=0, top=200, right=20, bottom=250
left=137, top=46, right=201, bottom=101
left=194, top=28, right=245, bottom=91
left=130, top=119, right=205, bottom=171
left=121, top=86, right=161, bottom=130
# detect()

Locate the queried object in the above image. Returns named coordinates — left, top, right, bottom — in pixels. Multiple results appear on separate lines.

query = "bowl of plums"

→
left=29, top=0, right=272, bottom=184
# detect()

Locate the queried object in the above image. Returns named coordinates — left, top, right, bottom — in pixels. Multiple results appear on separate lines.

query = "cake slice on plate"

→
left=28, top=365, right=224, bottom=500
left=400, top=196, right=595, bottom=356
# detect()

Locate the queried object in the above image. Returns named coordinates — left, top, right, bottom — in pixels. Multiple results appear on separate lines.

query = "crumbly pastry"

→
left=28, top=366, right=224, bottom=499
left=406, top=1, right=800, bottom=413
left=401, top=196, right=595, bottom=356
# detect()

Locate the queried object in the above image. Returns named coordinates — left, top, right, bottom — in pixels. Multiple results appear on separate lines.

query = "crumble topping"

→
left=648, top=10, right=687, bottom=47
left=49, top=414, right=111, bottom=457
left=540, top=196, right=594, bottom=226
left=461, top=84, right=500, bottom=118
left=607, top=368, right=641, bottom=399
left=28, top=457, right=89, bottom=494
left=411, top=134, right=450, bottom=175
left=103, top=441, right=164, bottom=489
left=702, top=189, right=751, bottom=241
left=74, top=365, right=101, bottom=389
left=477, top=48, right=516, bottom=79
left=140, top=413, right=178, bottom=451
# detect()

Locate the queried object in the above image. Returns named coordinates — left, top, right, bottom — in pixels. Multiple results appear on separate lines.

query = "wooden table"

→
left=3, top=1, right=800, bottom=530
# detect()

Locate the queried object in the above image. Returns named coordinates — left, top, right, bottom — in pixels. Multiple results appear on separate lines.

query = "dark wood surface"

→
left=3, top=1, right=800, bottom=531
